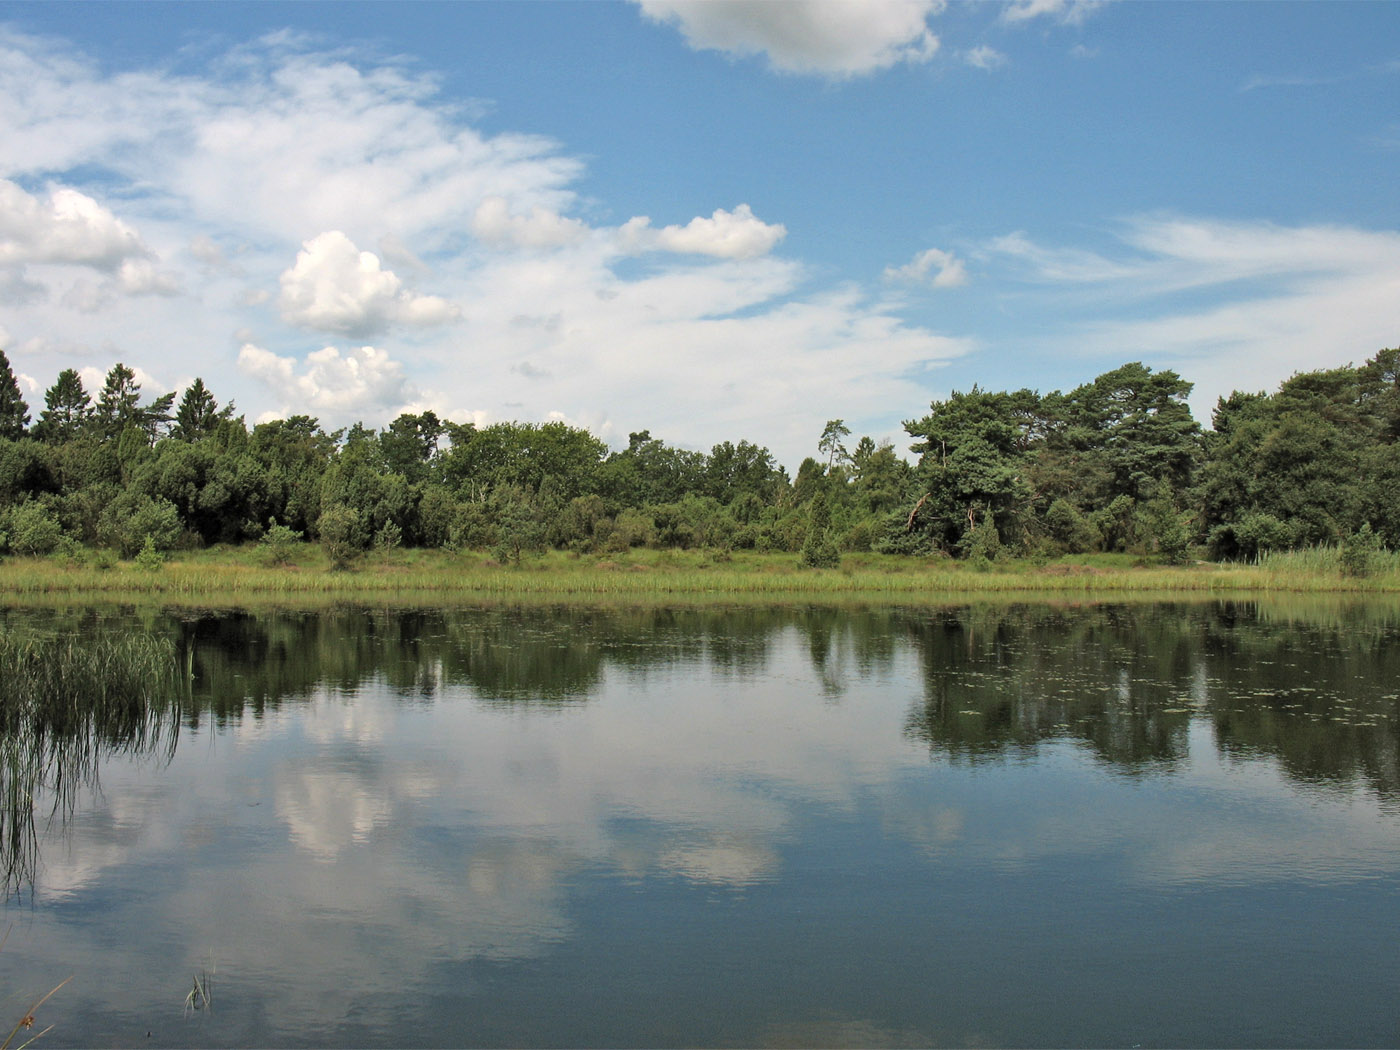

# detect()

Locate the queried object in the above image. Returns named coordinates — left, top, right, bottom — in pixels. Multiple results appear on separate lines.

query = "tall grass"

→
left=1, top=546, right=1398, bottom=604
left=0, top=633, right=181, bottom=890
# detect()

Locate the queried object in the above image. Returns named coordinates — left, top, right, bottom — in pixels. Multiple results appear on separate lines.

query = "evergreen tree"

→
left=34, top=368, right=91, bottom=444
left=92, top=363, right=143, bottom=438
left=172, top=378, right=230, bottom=442
left=0, top=349, right=29, bottom=439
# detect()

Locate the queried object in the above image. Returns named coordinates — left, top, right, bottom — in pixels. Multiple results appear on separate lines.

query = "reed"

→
left=0, top=632, right=181, bottom=889
left=0, top=547, right=1397, bottom=604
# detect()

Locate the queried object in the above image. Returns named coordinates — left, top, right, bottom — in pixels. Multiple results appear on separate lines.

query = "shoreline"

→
left=1, top=548, right=1397, bottom=607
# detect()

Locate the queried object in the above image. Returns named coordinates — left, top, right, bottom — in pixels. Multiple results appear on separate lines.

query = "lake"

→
left=1, top=601, right=1396, bottom=1048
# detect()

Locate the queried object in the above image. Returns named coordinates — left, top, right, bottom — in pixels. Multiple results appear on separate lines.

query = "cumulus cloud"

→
left=0, top=29, right=966, bottom=466
left=238, top=342, right=418, bottom=419
left=472, top=196, right=589, bottom=250
left=884, top=247, right=968, bottom=288
left=636, top=0, right=941, bottom=77
left=0, top=178, right=148, bottom=270
left=618, top=204, right=787, bottom=259
left=278, top=231, right=459, bottom=337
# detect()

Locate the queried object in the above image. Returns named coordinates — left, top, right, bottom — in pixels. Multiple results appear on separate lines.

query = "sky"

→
left=0, top=0, right=1396, bottom=471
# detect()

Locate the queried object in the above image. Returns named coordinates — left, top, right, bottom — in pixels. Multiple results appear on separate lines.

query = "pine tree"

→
left=34, top=368, right=91, bottom=444
left=172, top=378, right=228, bottom=442
left=0, top=349, right=30, bottom=440
left=93, top=362, right=144, bottom=438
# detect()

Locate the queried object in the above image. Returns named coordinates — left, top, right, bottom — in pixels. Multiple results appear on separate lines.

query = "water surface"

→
left=1, top=602, right=1396, bottom=1047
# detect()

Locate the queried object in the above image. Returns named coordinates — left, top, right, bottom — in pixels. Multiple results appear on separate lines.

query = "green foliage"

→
left=1341, top=523, right=1384, bottom=578
left=818, top=418, right=851, bottom=469
left=0, top=349, right=29, bottom=440
left=1208, top=510, right=1297, bottom=561
left=5, top=500, right=63, bottom=556
left=1044, top=498, right=1099, bottom=554
left=135, top=535, right=164, bottom=571
left=5, top=346, right=1400, bottom=579
left=33, top=368, right=91, bottom=444
left=489, top=484, right=547, bottom=564
left=1143, top=498, right=1192, bottom=565
left=958, top=514, right=1003, bottom=562
left=258, top=519, right=303, bottom=566
left=98, top=493, right=183, bottom=557
left=374, top=520, right=403, bottom=551
left=800, top=490, right=841, bottom=568
left=317, top=502, right=361, bottom=570
left=172, top=377, right=233, bottom=442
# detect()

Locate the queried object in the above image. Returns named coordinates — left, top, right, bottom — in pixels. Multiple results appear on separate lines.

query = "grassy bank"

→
left=1, top=545, right=1398, bottom=605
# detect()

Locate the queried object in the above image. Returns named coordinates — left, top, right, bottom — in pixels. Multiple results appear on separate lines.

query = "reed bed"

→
left=0, top=632, right=182, bottom=890
left=1, top=548, right=1397, bottom=604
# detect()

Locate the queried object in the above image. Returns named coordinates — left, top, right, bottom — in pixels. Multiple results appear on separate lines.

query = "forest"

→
left=0, top=346, right=1396, bottom=567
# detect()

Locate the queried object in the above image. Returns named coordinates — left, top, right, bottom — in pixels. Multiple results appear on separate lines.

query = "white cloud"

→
left=963, top=45, right=1008, bottom=71
left=0, top=28, right=968, bottom=468
left=884, top=247, right=968, bottom=288
left=1002, top=0, right=1107, bottom=25
left=983, top=216, right=1400, bottom=423
left=116, top=257, right=180, bottom=296
left=278, top=231, right=459, bottom=337
left=0, top=179, right=148, bottom=270
left=471, top=196, right=589, bottom=250
left=618, top=204, right=787, bottom=259
left=985, top=230, right=1136, bottom=282
left=636, top=0, right=941, bottom=77
left=238, top=342, right=419, bottom=420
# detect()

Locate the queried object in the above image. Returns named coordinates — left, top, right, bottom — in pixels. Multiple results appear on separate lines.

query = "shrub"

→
left=135, top=535, right=164, bottom=571
left=6, top=500, right=63, bottom=557
left=96, top=493, right=183, bottom=557
left=317, top=502, right=361, bottom=570
left=1044, top=499, right=1099, bottom=554
left=259, top=519, right=303, bottom=566
left=958, top=518, right=1002, bottom=562
left=800, top=491, right=841, bottom=569
left=1341, top=523, right=1384, bottom=578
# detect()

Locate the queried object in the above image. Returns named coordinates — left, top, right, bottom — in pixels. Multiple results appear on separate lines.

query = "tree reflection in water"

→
left=3, top=598, right=1396, bottom=892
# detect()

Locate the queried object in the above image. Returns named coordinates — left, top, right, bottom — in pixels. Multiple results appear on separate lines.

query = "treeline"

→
left=0, top=347, right=1395, bottom=564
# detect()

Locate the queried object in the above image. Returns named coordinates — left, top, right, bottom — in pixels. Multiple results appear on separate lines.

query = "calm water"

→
left=1, top=601, right=1397, bottom=1048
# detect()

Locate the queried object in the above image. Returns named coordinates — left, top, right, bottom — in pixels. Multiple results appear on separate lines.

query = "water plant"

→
left=0, top=632, right=181, bottom=890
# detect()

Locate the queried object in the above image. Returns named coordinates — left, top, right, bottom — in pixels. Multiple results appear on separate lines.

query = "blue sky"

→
left=0, top=1, right=1396, bottom=470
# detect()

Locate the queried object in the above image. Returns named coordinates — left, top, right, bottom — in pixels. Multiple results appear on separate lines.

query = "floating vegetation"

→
left=0, top=632, right=182, bottom=891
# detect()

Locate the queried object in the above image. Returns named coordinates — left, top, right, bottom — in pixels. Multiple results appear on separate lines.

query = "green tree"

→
left=904, top=387, right=1040, bottom=555
left=819, top=419, right=851, bottom=470
left=800, top=489, right=841, bottom=568
left=33, top=369, right=91, bottom=444
left=379, top=411, right=443, bottom=484
left=91, top=363, right=174, bottom=443
left=172, top=378, right=232, bottom=442
left=0, top=350, right=29, bottom=440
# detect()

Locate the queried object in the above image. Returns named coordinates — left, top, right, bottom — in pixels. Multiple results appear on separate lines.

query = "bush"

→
left=6, top=501, right=63, bottom=557
left=259, top=519, right=303, bottom=566
left=97, top=493, right=183, bottom=557
left=1143, top=498, right=1192, bottom=565
left=958, top=518, right=1002, bottom=562
left=317, top=502, right=361, bottom=570
left=1342, top=523, right=1384, bottom=578
left=374, top=520, right=403, bottom=551
left=135, top=535, right=164, bottom=571
left=1209, top=511, right=1298, bottom=561
left=800, top=491, right=840, bottom=568
left=1044, top=499, right=1099, bottom=554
